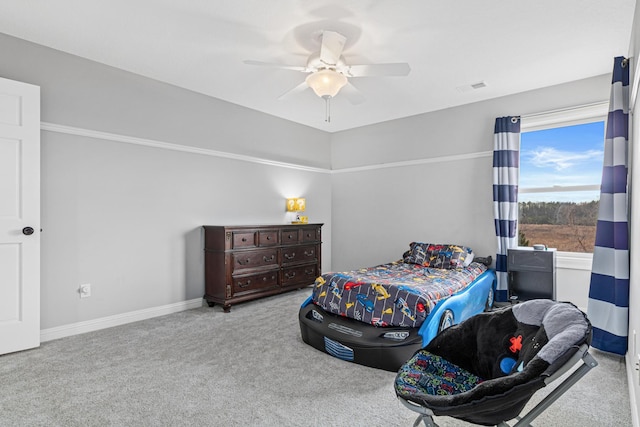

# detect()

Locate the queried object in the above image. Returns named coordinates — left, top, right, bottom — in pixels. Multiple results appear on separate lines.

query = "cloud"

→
left=525, top=147, right=603, bottom=171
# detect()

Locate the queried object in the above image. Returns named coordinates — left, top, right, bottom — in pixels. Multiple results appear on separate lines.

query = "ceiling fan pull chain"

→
left=324, top=95, right=331, bottom=123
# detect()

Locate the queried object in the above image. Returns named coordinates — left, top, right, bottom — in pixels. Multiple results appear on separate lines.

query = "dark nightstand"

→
left=507, top=247, right=556, bottom=302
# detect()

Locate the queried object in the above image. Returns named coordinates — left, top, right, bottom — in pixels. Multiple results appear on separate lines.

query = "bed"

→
left=298, top=242, right=496, bottom=371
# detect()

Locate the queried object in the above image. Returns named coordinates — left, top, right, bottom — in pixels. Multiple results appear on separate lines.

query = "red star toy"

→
left=509, top=335, right=523, bottom=353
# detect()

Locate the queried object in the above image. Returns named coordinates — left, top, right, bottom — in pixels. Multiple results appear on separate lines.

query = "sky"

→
left=519, top=121, right=605, bottom=203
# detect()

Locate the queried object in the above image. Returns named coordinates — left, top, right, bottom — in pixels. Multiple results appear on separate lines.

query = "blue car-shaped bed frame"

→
left=299, top=268, right=496, bottom=372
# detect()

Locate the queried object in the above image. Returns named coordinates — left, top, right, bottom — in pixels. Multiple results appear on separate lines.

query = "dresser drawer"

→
left=302, top=227, right=320, bottom=242
left=231, top=248, right=278, bottom=271
left=282, top=264, right=319, bottom=288
left=231, top=231, right=257, bottom=249
left=281, top=228, right=301, bottom=245
left=281, top=244, right=318, bottom=265
left=233, top=270, right=279, bottom=295
left=258, top=230, right=279, bottom=246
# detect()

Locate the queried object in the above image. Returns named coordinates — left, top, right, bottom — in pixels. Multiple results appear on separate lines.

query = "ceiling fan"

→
left=244, top=30, right=410, bottom=121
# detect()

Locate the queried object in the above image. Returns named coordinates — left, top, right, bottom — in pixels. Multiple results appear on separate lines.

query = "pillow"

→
left=403, top=242, right=474, bottom=269
left=463, top=250, right=475, bottom=267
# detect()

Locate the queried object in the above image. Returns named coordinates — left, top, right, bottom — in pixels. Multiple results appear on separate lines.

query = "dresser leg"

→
left=223, top=304, right=231, bottom=313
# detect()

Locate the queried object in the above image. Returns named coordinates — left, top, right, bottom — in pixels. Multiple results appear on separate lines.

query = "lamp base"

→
left=291, top=216, right=308, bottom=224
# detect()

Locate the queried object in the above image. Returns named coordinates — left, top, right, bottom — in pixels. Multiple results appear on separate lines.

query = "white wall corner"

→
left=627, top=353, right=640, bottom=427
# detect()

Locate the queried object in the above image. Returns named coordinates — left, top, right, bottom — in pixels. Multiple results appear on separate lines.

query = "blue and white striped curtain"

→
left=587, top=56, right=630, bottom=355
left=493, top=117, right=521, bottom=302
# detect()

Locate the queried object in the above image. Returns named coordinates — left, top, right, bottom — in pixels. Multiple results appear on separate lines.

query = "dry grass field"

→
left=519, top=223, right=596, bottom=253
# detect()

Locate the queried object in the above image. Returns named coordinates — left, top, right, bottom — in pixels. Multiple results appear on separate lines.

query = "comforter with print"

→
left=311, top=261, right=487, bottom=328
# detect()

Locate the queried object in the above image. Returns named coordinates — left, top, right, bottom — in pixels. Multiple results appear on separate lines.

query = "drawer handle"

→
left=241, top=237, right=247, bottom=242
left=263, top=255, right=275, bottom=262
left=305, top=268, right=315, bottom=275
left=266, top=236, right=271, bottom=240
left=284, top=253, right=296, bottom=260
left=238, top=280, right=251, bottom=288
left=285, top=272, right=296, bottom=279
left=287, top=234, right=294, bottom=239
left=238, top=258, right=251, bottom=265
left=304, top=250, right=314, bottom=257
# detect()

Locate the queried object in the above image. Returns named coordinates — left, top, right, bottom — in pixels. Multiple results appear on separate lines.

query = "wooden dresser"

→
left=203, top=224, right=322, bottom=312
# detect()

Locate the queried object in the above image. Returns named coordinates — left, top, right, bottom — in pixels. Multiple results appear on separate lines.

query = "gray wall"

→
left=0, top=33, right=333, bottom=330
left=0, top=34, right=331, bottom=169
left=329, top=75, right=611, bottom=272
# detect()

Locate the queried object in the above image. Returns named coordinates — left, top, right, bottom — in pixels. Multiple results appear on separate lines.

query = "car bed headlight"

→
left=383, top=331, right=410, bottom=340
left=310, top=309, right=324, bottom=322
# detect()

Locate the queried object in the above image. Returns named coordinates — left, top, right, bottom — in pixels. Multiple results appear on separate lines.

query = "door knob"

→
left=22, top=227, right=34, bottom=235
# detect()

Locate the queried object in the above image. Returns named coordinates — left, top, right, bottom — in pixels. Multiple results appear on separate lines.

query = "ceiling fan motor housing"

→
left=307, top=52, right=347, bottom=71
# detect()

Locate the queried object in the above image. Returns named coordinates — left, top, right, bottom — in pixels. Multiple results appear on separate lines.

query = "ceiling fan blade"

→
left=319, top=30, right=347, bottom=66
left=243, top=60, right=307, bottom=72
left=345, top=63, right=411, bottom=77
left=277, top=81, right=309, bottom=100
left=340, top=82, right=365, bottom=105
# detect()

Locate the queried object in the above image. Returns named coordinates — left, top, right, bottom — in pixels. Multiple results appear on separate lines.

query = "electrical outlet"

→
left=79, top=283, right=91, bottom=298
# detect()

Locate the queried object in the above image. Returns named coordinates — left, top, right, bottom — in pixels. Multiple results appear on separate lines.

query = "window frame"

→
left=519, top=101, right=608, bottom=262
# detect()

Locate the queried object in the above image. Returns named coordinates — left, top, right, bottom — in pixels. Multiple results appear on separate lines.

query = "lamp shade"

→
left=286, top=198, right=306, bottom=212
left=305, top=69, right=347, bottom=98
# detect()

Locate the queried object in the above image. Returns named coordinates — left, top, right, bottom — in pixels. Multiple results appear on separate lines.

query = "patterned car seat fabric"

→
left=395, top=299, right=591, bottom=426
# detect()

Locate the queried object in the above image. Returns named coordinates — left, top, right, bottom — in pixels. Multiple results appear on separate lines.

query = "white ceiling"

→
left=0, top=0, right=635, bottom=132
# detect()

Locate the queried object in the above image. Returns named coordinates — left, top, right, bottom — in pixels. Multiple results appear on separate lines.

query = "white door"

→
left=0, top=77, right=40, bottom=355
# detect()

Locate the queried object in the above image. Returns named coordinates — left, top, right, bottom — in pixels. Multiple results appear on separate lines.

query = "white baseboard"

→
left=40, top=298, right=204, bottom=342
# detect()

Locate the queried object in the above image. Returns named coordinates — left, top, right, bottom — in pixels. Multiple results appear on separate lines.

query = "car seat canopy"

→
left=512, top=299, right=590, bottom=366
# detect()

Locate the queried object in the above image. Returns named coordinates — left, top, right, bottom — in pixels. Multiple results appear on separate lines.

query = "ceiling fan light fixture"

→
left=305, top=69, right=347, bottom=98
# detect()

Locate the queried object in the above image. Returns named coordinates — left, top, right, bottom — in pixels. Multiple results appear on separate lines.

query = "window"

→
left=519, top=103, right=607, bottom=253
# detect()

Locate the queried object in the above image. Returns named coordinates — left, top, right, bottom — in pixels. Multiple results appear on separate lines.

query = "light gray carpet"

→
left=0, top=290, right=631, bottom=426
